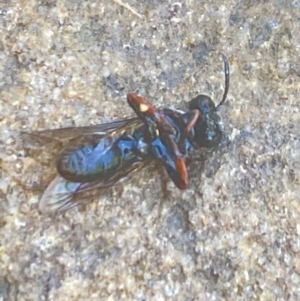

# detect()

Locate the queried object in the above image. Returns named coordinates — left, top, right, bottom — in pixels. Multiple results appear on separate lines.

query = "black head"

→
left=188, top=94, right=222, bottom=148
left=188, top=54, right=229, bottom=149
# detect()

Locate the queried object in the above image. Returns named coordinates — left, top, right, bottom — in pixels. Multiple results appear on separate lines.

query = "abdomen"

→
left=56, top=136, right=140, bottom=183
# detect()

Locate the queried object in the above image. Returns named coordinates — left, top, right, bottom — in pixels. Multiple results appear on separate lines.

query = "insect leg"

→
left=127, top=93, right=175, bottom=135
left=178, top=109, right=200, bottom=151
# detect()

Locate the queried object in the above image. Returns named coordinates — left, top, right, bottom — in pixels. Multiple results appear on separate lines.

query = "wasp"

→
left=23, top=54, right=229, bottom=213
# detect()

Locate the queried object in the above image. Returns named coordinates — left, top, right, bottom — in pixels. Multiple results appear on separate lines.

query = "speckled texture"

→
left=1, top=1, right=300, bottom=300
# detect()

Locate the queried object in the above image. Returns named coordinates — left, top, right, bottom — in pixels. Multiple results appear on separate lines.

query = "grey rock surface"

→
left=1, top=1, right=300, bottom=300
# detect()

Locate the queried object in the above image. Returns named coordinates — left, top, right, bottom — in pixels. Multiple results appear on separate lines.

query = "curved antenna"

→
left=216, top=53, right=230, bottom=109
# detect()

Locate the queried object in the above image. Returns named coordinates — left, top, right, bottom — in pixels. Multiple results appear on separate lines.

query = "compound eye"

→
left=189, top=95, right=216, bottom=114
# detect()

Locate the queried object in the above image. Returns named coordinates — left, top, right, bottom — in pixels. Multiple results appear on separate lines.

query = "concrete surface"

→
left=1, top=0, right=300, bottom=300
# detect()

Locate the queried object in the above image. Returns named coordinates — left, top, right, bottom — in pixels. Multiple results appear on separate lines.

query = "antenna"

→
left=216, top=53, right=230, bottom=109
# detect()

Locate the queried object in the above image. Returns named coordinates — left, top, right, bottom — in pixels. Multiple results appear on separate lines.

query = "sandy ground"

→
left=1, top=1, right=300, bottom=300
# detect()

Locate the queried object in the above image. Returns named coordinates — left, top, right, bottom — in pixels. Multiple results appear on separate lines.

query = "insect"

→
left=23, top=54, right=229, bottom=213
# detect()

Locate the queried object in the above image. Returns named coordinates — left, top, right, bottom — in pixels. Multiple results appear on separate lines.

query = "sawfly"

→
left=22, top=54, right=229, bottom=213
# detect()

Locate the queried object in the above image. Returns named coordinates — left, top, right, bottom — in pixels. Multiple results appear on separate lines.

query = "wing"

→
left=39, top=158, right=152, bottom=213
left=21, top=117, right=141, bottom=146
left=21, top=117, right=144, bottom=177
